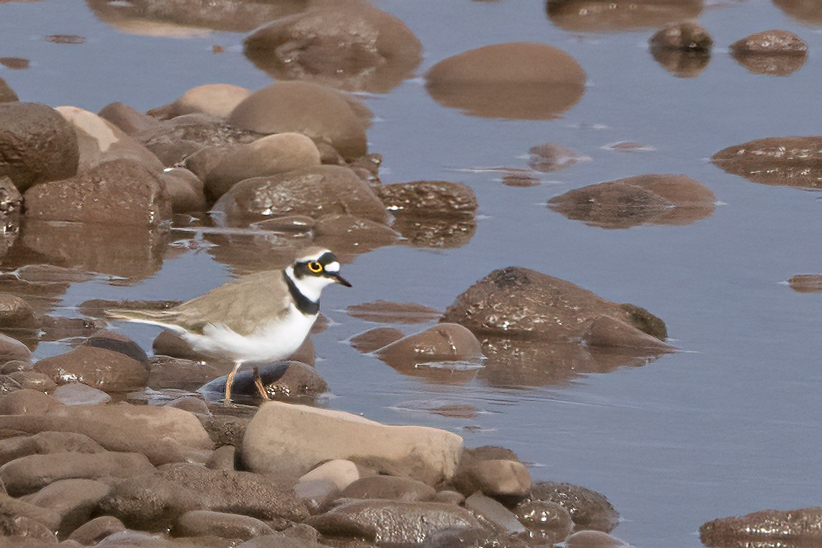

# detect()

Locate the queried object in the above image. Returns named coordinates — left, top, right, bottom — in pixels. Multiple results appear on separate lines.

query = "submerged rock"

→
left=349, top=327, right=405, bottom=353
left=244, top=3, right=422, bottom=93
left=374, top=323, right=484, bottom=379
left=375, top=180, right=477, bottom=217
left=547, top=0, right=701, bottom=31
left=528, top=143, right=585, bottom=172
left=23, top=159, right=173, bottom=226
left=789, top=274, right=822, bottom=293
left=441, top=266, right=669, bottom=344
left=211, top=165, right=388, bottom=226
left=548, top=174, right=716, bottom=228
left=712, top=136, right=822, bottom=188
left=228, top=82, right=371, bottom=160
left=526, top=481, right=620, bottom=533
left=307, top=499, right=486, bottom=544
left=242, top=401, right=463, bottom=485
left=649, top=21, right=712, bottom=77
left=199, top=361, right=328, bottom=405
left=700, top=507, right=822, bottom=547
left=0, top=102, right=79, bottom=192
left=730, top=30, right=807, bottom=76
left=426, top=42, right=586, bottom=120
left=515, top=499, right=574, bottom=544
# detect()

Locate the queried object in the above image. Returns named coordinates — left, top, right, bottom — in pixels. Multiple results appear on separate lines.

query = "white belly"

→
left=183, top=307, right=316, bottom=364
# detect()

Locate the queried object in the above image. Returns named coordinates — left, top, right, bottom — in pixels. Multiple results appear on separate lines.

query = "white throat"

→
left=285, top=265, right=334, bottom=303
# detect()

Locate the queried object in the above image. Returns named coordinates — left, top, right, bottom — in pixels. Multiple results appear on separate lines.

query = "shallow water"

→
left=3, top=0, right=822, bottom=546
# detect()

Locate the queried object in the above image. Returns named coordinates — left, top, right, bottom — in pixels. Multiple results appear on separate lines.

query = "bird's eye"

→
left=307, top=261, right=323, bottom=273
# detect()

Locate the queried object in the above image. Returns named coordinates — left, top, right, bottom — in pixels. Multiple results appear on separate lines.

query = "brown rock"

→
left=548, top=174, right=715, bottom=228
left=148, top=84, right=251, bottom=120
left=730, top=30, right=807, bottom=75
left=98, top=102, right=161, bottom=136
left=67, top=515, right=126, bottom=545
left=0, top=78, right=18, bottom=103
left=211, top=165, right=388, bottom=226
left=349, top=327, right=405, bottom=353
left=173, top=509, right=275, bottom=540
left=442, top=267, right=669, bottom=343
left=83, top=330, right=148, bottom=363
left=341, top=475, right=436, bottom=502
left=55, top=106, right=164, bottom=173
left=712, top=136, right=822, bottom=188
left=515, top=500, right=574, bottom=544
left=242, top=402, right=464, bottom=486
left=0, top=492, right=61, bottom=532
left=0, top=102, right=79, bottom=192
left=199, top=133, right=321, bottom=201
left=313, top=214, right=399, bottom=255
left=453, top=446, right=530, bottom=499
left=391, top=215, right=476, bottom=249
left=789, top=274, right=822, bottom=293
left=228, top=82, right=371, bottom=160
left=23, top=159, right=172, bottom=226
left=701, top=507, right=822, bottom=546
left=649, top=21, right=713, bottom=51
left=6, top=371, right=54, bottom=393
left=158, top=167, right=207, bottom=213
left=0, top=451, right=154, bottom=496
left=20, top=478, right=111, bottom=535
left=50, top=382, right=111, bottom=406
left=529, top=481, right=620, bottom=532
left=547, top=0, right=701, bottom=32
left=148, top=355, right=222, bottom=392
left=0, top=293, right=37, bottom=328
left=244, top=3, right=422, bottom=93
left=0, top=333, right=32, bottom=365
left=374, top=323, right=484, bottom=374
left=425, top=42, right=586, bottom=119
left=199, top=361, right=328, bottom=405
left=34, top=346, right=149, bottom=393
left=307, top=499, right=486, bottom=544
left=135, top=113, right=262, bottom=167
left=566, top=530, right=631, bottom=547
left=375, top=181, right=477, bottom=217
left=348, top=301, right=441, bottom=324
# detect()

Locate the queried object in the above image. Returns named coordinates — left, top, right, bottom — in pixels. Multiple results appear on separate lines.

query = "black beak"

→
left=332, top=273, right=352, bottom=287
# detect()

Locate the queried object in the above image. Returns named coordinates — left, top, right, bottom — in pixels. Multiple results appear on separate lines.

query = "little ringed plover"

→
left=108, top=247, right=351, bottom=404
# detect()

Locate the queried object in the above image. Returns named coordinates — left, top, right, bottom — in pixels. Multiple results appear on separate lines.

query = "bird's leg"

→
left=224, top=361, right=243, bottom=405
left=252, top=366, right=270, bottom=402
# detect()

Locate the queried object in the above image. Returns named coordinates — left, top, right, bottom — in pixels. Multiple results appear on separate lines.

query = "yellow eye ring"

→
left=307, top=261, right=323, bottom=273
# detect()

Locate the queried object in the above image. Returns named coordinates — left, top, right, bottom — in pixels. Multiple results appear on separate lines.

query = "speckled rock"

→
left=135, top=113, right=262, bottom=167
left=548, top=174, right=716, bottom=228
left=700, top=507, right=822, bottom=547
left=23, top=159, right=172, bottom=226
left=33, top=346, right=149, bottom=393
left=228, top=82, right=371, bottom=160
left=374, top=323, right=484, bottom=372
left=527, top=481, right=620, bottom=533
left=212, top=165, right=388, bottom=226
left=0, top=102, right=79, bottom=192
left=712, top=136, right=822, bottom=188
left=441, top=267, right=669, bottom=346
left=425, top=42, right=586, bottom=120
left=244, top=3, right=422, bottom=93
left=546, top=0, right=701, bottom=32
left=730, top=30, right=807, bottom=75
left=375, top=181, right=477, bottom=217
left=243, top=401, right=464, bottom=485
left=307, top=499, right=487, bottom=544
left=650, top=21, right=712, bottom=51
left=0, top=293, right=37, bottom=329
left=516, top=500, right=574, bottom=544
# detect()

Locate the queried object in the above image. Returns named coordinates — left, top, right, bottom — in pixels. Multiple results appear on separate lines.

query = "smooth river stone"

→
left=712, top=136, right=822, bottom=188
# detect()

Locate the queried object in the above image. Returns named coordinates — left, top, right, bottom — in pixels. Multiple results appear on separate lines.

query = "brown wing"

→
left=172, top=270, right=292, bottom=336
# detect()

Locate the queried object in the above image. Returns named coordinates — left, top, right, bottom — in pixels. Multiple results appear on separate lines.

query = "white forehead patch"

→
left=325, top=261, right=340, bottom=273
left=298, top=248, right=332, bottom=262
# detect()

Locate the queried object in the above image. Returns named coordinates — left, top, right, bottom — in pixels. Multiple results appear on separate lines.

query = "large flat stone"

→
left=242, top=402, right=463, bottom=486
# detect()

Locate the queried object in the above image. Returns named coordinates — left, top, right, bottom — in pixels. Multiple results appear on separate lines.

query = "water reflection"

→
left=545, top=0, right=702, bottom=32
left=87, top=0, right=308, bottom=35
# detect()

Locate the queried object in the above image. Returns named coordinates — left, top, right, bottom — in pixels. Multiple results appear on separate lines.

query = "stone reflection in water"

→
left=729, top=30, right=807, bottom=76
left=546, top=0, right=702, bottom=32
left=244, top=4, right=422, bottom=93
left=712, top=136, right=822, bottom=189
left=392, top=216, right=477, bottom=249
left=548, top=174, right=716, bottom=229
left=199, top=229, right=309, bottom=276
left=87, top=0, right=308, bottom=35
left=648, top=22, right=713, bottom=78
left=477, top=337, right=665, bottom=387
left=425, top=42, right=586, bottom=120
left=17, top=220, right=169, bottom=283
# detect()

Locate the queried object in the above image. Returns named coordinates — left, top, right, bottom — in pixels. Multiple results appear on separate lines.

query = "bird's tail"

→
left=106, top=308, right=179, bottom=328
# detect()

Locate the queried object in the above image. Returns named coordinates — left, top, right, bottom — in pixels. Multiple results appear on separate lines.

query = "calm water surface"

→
left=3, top=0, right=822, bottom=546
